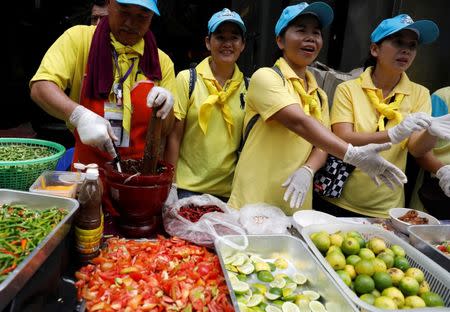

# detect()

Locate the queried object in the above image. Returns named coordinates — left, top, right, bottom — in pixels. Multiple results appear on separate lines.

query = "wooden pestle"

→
left=142, top=106, right=162, bottom=175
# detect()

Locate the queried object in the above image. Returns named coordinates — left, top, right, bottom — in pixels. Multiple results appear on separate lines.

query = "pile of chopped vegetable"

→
left=75, top=236, right=234, bottom=311
left=178, top=204, right=223, bottom=223
left=0, top=204, right=68, bottom=282
left=0, top=145, right=53, bottom=162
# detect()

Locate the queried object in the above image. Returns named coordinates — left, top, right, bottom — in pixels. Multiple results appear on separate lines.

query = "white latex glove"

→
left=146, top=86, right=174, bottom=119
left=428, top=114, right=450, bottom=140
left=165, top=183, right=178, bottom=206
left=436, top=165, right=450, bottom=197
left=282, top=165, right=314, bottom=209
left=69, top=105, right=117, bottom=157
left=344, top=143, right=407, bottom=189
left=387, top=112, right=431, bottom=144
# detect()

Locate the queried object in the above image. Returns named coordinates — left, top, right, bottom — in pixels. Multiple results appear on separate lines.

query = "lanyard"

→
left=112, top=49, right=136, bottom=105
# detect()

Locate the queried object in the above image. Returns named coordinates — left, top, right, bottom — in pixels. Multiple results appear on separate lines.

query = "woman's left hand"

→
left=282, top=165, right=314, bottom=209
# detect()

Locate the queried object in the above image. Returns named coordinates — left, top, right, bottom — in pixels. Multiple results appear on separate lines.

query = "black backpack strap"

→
left=188, top=67, right=197, bottom=99
left=272, top=65, right=285, bottom=85
left=240, top=76, right=250, bottom=109
left=238, top=114, right=260, bottom=156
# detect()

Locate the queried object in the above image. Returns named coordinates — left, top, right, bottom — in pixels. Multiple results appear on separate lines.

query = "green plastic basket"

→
left=0, top=138, right=66, bottom=191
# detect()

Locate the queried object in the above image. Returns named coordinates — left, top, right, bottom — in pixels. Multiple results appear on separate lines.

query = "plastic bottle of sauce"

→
left=74, top=167, right=103, bottom=262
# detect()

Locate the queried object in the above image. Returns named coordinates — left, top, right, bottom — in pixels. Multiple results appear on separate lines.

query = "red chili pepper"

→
left=0, top=263, right=17, bottom=275
left=21, top=239, right=27, bottom=252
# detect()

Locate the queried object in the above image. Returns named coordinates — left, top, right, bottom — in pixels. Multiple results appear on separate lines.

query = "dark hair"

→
left=93, top=0, right=107, bottom=6
left=362, top=37, right=389, bottom=70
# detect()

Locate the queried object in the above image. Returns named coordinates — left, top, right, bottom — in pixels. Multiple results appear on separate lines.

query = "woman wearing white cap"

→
left=165, top=8, right=247, bottom=201
left=228, top=2, right=408, bottom=214
left=318, top=14, right=450, bottom=217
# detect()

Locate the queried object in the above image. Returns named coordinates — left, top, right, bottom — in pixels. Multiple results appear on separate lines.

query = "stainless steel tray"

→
left=214, top=234, right=359, bottom=312
left=408, top=224, right=450, bottom=272
left=0, top=189, right=79, bottom=310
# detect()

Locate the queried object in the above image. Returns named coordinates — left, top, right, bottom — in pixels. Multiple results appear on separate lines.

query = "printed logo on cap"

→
left=400, top=15, right=414, bottom=25
left=220, top=8, right=233, bottom=17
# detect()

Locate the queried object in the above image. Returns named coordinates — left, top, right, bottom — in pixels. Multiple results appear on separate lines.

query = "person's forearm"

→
left=30, top=81, right=79, bottom=121
left=304, top=147, right=328, bottom=172
left=408, top=130, right=437, bottom=157
left=332, top=123, right=391, bottom=146
left=415, top=151, right=444, bottom=174
left=272, top=105, right=349, bottom=159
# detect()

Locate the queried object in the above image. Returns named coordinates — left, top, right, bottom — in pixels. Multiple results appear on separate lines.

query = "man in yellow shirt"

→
left=30, top=0, right=176, bottom=216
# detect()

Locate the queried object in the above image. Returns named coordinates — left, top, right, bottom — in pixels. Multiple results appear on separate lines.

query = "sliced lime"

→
left=265, top=292, right=281, bottom=301
left=302, top=290, right=320, bottom=301
left=237, top=262, right=255, bottom=275
left=237, top=274, right=248, bottom=281
left=284, top=282, right=298, bottom=292
left=281, top=301, right=300, bottom=312
left=228, top=273, right=239, bottom=284
left=268, top=262, right=277, bottom=272
left=274, top=258, right=289, bottom=270
left=309, top=300, right=327, bottom=312
left=252, top=283, right=268, bottom=295
left=225, top=264, right=238, bottom=273
left=250, top=254, right=266, bottom=263
left=232, top=281, right=250, bottom=295
left=265, top=305, right=282, bottom=312
left=255, top=261, right=272, bottom=272
left=246, top=294, right=264, bottom=307
left=232, top=253, right=249, bottom=266
left=295, top=294, right=310, bottom=308
left=224, top=254, right=237, bottom=265
left=257, top=270, right=274, bottom=282
left=293, top=273, right=308, bottom=285
left=238, top=302, right=248, bottom=312
left=270, top=276, right=287, bottom=289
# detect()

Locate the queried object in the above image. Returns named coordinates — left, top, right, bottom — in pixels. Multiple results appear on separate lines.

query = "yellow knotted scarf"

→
left=364, top=88, right=405, bottom=131
left=290, top=79, right=322, bottom=122
left=198, top=71, right=243, bottom=137
left=110, top=35, right=144, bottom=134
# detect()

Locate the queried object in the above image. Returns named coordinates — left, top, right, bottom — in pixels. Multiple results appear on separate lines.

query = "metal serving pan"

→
left=408, top=224, right=450, bottom=272
left=0, top=189, right=79, bottom=310
left=214, top=234, right=359, bottom=312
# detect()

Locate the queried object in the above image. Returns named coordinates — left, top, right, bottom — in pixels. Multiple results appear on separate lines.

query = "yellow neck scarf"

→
left=198, top=70, right=243, bottom=137
left=290, top=79, right=322, bottom=122
left=110, top=35, right=144, bottom=134
left=363, top=86, right=405, bottom=131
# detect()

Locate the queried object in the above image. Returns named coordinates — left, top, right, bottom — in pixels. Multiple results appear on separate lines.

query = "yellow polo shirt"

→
left=174, top=57, right=246, bottom=197
left=30, top=25, right=176, bottom=103
left=328, top=67, right=431, bottom=217
left=228, top=57, right=330, bottom=215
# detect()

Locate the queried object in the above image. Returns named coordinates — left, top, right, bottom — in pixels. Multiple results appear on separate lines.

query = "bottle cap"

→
left=85, top=168, right=99, bottom=180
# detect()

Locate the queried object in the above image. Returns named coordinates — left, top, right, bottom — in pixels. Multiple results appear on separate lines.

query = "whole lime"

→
left=360, top=293, right=376, bottom=305
left=336, top=270, right=352, bottom=286
left=330, top=233, right=344, bottom=247
left=387, top=268, right=404, bottom=286
left=418, top=280, right=430, bottom=295
left=372, top=258, right=387, bottom=273
left=311, top=232, right=330, bottom=254
left=399, top=276, right=420, bottom=296
left=326, top=251, right=346, bottom=270
left=377, top=251, right=394, bottom=268
left=394, top=256, right=410, bottom=271
left=382, top=287, right=405, bottom=308
left=391, top=245, right=406, bottom=257
left=346, top=255, right=361, bottom=266
left=404, top=295, right=426, bottom=308
left=374, top=296, right=398, bottom=309
left=420, top=291, right=445, bottom=307
left=367, top=237, right=387, bottom=254
left=355, top=259, right=375, bottom=276
left=354, top=274, right=375, bottom=294
left=359, top=248, right=376, bottom=260
left=344, top=264, right=356, bottom=280
left=405, top=267, right=424, bottom=283
left=373, top=271, right=393, bottom=291
left=341, top=237, right=360, bottom=256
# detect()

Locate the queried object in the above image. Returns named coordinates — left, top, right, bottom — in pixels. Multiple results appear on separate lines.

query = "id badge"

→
left=104, top=102, right=130, bottom=147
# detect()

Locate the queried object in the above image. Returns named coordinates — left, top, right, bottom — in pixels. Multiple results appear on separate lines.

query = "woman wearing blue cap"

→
left=228, top=2, right=408, bottom=214
left=320, top=14, right=450, bottom=217
left=165, top=8, right=247, bottom=201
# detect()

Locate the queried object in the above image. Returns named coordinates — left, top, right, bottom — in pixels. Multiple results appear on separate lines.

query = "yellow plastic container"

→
left=29, top=171, right=84, bottom=198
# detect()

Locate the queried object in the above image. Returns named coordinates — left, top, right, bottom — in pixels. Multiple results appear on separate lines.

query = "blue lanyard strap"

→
left=112, top=49, right=136, bottom=98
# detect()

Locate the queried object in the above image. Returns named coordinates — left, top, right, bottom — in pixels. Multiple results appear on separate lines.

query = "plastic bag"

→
left=163, top=194, right=248, bottom=249
left=239, top=203, right=291, bottom=235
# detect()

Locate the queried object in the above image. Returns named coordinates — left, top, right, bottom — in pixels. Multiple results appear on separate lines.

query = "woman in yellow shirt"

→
left=166, top=9, right=247, bottom=201
left=228, top=2, right=407, bottom=215
left=321, top=14, right=447, bottom=217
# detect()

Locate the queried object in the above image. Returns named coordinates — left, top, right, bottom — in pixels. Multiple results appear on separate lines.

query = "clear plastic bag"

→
left=163, top=194, right=248, bottom=249
left=238, top=203, right=291, bottom=235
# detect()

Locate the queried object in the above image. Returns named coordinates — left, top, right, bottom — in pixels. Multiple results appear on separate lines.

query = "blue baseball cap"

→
left=371, top=14, right=439, bottom=44
left=208, top=8, right=246, bottom=35
left=275, top=2, right=334, bottom=36
left=115, top=0, right=160, bottom=16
